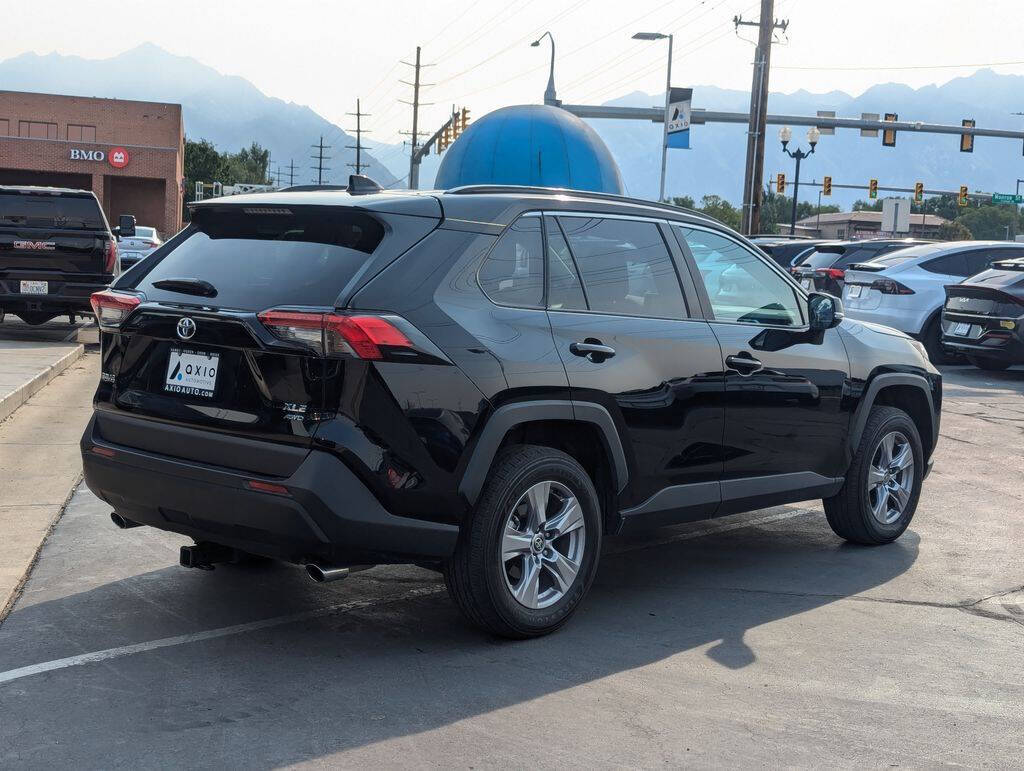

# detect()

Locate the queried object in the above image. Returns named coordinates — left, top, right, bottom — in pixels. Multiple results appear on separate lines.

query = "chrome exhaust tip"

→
left=304, top=563, right=374, bottom=583
left=110, top=512, right=142, bottom=529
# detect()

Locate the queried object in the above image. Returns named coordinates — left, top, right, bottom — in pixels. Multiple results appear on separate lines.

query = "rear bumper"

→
left=843, top=305, right=929, bottom=336
left=80, top=414, right=459, bottom=564
left=0, top=276, right=113, bottom=314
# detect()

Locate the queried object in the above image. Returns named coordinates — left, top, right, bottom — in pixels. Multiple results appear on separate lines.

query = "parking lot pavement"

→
left=0, top=365, right=1022, bottom=767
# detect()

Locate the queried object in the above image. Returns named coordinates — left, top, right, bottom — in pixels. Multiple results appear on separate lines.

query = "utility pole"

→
left=346, top=99, right=370, bottom=176
left=311, top=136, right=331, bottom=185
left=737, top=2, right=788, bottom=235
left=285, top=159, right=297, bottom=187
left=401, top=47, right=435, bottom=189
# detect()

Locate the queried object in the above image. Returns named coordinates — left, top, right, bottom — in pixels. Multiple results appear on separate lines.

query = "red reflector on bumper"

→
left=245, top=480, right=291, bottom=496
left=90, top=446, right=117, bottom=458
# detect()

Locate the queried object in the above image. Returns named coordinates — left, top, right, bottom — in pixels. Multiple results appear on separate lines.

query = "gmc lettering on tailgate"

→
left=13, top=241, right=57, bottom=250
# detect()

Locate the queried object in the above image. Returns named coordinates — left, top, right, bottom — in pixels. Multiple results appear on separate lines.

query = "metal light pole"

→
left=779, top=125, right=820, bottom=235
left=531, top=32, right=558, bottom=106
left=633, top=32, right=672, bottom=202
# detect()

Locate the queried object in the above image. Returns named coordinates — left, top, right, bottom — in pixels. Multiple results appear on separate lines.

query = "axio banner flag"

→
left=666, top=87, right=692, bottom=149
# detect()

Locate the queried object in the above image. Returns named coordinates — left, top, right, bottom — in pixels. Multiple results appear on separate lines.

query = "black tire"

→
left=16, top=311, right=58, bottom=326
left=824, top=406, right=924, bottom=545
left=443, top=445, right=602, bottom=639
left=967, top=356, right=1011, bottom=372
left=920, top=315, right=954, bottom=365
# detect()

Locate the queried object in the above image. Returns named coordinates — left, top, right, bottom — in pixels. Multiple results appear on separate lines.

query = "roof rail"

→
left=444, top=184, right=711, bottom=221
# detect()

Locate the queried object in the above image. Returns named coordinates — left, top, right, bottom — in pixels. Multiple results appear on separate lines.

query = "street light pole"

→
left=779, top=125, right=820, bottom=235
left=633, top=32, right=672, bottom=202
left=531, top=32, right=558, bottom=106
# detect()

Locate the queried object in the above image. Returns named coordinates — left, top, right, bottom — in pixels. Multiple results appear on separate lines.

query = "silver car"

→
left=118, top=225, right=163, bottom=269
left=842, top=241, right=1024, bottom=362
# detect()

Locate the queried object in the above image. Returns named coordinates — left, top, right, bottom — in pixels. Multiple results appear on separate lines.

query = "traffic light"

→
left=439, top=124, right=451, bottom=152
left=450, top=114, right=460, bottom=141
left=882, top=113, right=897, bottom=147
left=960, top=119, right=975, bottom=153
left=869, top=179, right=878, bottom=199
left=914, top=182, right=924, bottom=203
left=822, top=176, right=832, bottom=196
left=460, top=107, right=470, bottom=133
left=958, top=185, right=969, bottom=207
left=776, top=173, right=785, bottom=193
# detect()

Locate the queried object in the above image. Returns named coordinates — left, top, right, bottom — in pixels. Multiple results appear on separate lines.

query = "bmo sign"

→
left=69, top=146, right=131, bottom=169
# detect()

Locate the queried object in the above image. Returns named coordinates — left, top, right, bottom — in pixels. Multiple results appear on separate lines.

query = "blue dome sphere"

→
left=434, top=104, right=624, bottom=195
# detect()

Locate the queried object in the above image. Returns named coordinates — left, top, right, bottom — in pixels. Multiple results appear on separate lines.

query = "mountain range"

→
left=2, top=44, right=1021, bottom=207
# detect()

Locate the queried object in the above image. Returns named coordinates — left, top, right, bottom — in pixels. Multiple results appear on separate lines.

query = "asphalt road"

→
left=0, top=365, right=1022, bottom=768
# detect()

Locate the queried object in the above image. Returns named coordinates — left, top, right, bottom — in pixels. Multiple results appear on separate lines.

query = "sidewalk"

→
left=0, top=339, right=84, bottom=424
left=0, top=352, right=98, bottom=619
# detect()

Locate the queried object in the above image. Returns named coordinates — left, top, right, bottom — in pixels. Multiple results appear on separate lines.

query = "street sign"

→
left=666, top=87, right=692, bottom=149
left=991, top=192, right=1023, bottom=204
left=882, top=198, right=912, bottom=233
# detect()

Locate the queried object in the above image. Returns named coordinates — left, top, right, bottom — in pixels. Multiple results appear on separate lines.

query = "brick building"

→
left=0, top=90, right=184, bottom=237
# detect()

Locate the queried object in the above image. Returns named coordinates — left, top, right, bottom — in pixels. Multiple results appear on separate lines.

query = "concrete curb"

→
left=0, top=474, right=82, bottom=624
left=0, top=344, right=84, bottom=424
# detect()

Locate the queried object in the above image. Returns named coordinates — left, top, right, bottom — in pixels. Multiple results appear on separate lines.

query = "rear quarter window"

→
left=133, top=206, right=384, bottom=310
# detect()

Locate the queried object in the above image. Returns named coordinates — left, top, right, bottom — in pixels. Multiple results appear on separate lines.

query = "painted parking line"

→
left=0, top=507, right=811, bottom=687
left=0, top=586, right=444, bottom=686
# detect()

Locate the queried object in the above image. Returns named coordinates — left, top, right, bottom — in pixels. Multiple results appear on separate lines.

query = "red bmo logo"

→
left=108, top=147, right=130, bottom=168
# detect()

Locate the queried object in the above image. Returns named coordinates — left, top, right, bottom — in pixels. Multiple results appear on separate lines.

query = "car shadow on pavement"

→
left=0, top=509, right=919, bottom=766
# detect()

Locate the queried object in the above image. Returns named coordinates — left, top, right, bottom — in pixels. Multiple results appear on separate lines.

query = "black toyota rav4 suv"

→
left=81, top=183, right=941, bottom=638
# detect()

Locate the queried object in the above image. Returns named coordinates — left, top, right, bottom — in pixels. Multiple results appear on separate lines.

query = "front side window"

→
left=681, top=227, right=803, bottom=327
left=478, top=216, right=544, bottom=308
left=558, top=216, right=687, bottom=319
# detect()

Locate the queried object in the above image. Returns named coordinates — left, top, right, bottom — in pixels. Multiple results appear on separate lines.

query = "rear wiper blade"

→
left=151, top=277, right=218, bottom=297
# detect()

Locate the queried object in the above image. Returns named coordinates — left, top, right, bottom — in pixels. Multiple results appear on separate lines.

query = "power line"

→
left=774, top=58, right=1024, bottom=72
left=346, top=99, right=370, bottom=175
left=311, top=136, right=331, bottom=185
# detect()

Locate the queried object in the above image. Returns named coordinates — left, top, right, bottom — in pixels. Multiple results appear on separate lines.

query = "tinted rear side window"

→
left=0, top=193, right=106, bottom=230
left=922, top=252, right=969, bottom=277
left=135, top=207, right=384, bottom=309
left=477, top=215, right=544, bottom=308
left=559, top=216, right=687, bottom=319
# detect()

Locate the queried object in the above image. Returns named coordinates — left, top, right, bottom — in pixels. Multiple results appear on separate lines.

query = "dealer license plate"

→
left=20, top=280, right=48, bottom=295
left=165, top=349, right=220, bottom=398
left=847, top=285, right=862, bottom=298
left=801, top=278, right=813, bottom=290
left=953, top=322, right=971, bottom=336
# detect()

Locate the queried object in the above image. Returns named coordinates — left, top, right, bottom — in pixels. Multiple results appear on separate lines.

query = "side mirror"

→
left=114, top=214, right=136, bottom=238
left=808, top=292, right=844, bottom=331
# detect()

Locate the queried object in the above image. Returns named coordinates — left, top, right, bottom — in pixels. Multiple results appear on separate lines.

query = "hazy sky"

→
left=7, top=0, right=1024, bottom=162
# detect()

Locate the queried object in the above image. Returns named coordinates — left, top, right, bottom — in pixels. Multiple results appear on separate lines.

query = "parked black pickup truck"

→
left=0, top=186, right=135, bottom=325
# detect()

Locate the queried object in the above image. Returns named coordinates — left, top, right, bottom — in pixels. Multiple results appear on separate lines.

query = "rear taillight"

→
left=257, top=310, right=414, bottom=360
left=870, top=278, right=915, bottom=295
left=104, top=239, right=118, bottom=273
left=90, top=290, right=141, bottom=326
left=816, top=268, right=845, bottom=280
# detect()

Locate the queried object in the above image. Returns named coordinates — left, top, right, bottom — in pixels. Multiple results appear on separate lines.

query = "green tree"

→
left=957, top=203, right=1020, bottom=240
left=696, top=195, right=742, bottom=230
left=852, top=199, right=883, bottom=212
left=939, top=220, right=972, bottom=240
left=669, top=195, right=696, bottom=209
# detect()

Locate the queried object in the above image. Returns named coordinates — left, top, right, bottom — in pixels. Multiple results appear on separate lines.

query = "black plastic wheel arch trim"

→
left=458, top=399, right=629, bottom=506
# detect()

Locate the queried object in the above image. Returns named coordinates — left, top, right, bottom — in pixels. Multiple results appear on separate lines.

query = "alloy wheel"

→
left=501, top=480, right=586, bottom=609
left=867, top=430, right=915, bottom=525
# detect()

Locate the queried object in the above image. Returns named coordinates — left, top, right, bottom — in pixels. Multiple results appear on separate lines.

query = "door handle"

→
left=725, top=353, right=763, bottom=374
left=570, top=340, right=616, bottom=361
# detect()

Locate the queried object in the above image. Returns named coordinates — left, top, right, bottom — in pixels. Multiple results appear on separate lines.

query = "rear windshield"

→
left=134, top=206, right=384, bottom=309
left=0, top=192, right=106, bottom=230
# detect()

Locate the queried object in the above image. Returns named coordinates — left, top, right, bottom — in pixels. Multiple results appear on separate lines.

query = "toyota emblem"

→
left=176, top=317, right=197, bottom=340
